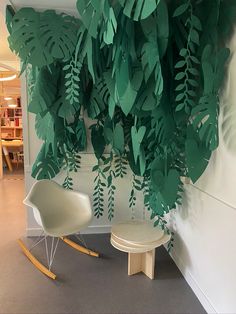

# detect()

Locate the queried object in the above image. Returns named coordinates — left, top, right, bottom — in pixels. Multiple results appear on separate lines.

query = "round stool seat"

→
left=111, top=219, right=164, bottom=245
left=111, top=233, right=171, bottom=253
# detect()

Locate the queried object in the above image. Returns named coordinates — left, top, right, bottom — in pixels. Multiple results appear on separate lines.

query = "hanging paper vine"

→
left=6, top=0, right=236, bottom=233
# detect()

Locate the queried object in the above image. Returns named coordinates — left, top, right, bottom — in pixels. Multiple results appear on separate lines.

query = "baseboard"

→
left=26, top=225, right=111, bottom=237
left=169, top=248, right=217, bottom=314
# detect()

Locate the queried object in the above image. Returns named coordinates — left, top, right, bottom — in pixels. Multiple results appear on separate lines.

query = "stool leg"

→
left=142, top=249, right=155, bottom=279
left=128, top=253, right=142, bottom=276
left=128, top=249, right=156, bottom=279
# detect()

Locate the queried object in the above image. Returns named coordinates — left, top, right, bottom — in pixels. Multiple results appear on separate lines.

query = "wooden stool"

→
left=111, top=220, right=171, bottom=279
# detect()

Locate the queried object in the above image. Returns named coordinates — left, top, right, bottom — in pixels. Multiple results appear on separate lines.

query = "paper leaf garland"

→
left=7, top=0, right=235, bottom=225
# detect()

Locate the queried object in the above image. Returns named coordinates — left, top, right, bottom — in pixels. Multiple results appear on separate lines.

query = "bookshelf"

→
left=0, top=105, right=23, bottom=139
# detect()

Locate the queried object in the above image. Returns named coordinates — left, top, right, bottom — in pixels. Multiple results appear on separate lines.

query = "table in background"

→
left=1, top=140, right=23, bottom=172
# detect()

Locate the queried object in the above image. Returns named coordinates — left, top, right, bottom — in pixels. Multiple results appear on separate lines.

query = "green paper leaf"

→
left=35, top=112, right=55, bottom=155
left=31, top=144, right=60, bottom=180
left=119, top=0, right=160, bottom=21
left=155, top=0, right=169, bottom=58
left=190, top=29, right=199, bottom=45
left=91, top=125, right=106, bottom=159
left=186, top=138, right=211, bottom=183
left=175, top=72, right=185, bottom=80
left=175, top=60, right=186, bottom=68
left=173, top=3, right=189, bottom=17
left=136, top=81, right=158, bottom=112
left=87, top=80, right=107, bottom=119
left=192, top=15, right=202, bottom=31
left=131, top=125, right=146, bottom=163
left=102, top=6, right=117, bottom=45
left=141, top=40, right=163, bottom=96
left=75, top=120, right=87, bottom=151
left=76, top=0, right=103, bottom=38
left=5, top=5, right=15, bottom=34
left=119, top=70, right=143, bottom=116
left=161, top=169, right=180, bottom=206
left=113, top=123, right=125, bottom=155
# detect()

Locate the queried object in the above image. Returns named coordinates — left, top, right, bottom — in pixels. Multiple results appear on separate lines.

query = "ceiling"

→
left=11, top=0, right=78, bottom=15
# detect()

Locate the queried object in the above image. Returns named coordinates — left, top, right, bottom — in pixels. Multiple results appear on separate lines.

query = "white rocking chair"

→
left=18, top=179, right=99, bottom=280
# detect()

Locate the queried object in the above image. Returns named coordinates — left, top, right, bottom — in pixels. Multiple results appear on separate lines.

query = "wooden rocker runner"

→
left=19, top=180, right=99, bottom=280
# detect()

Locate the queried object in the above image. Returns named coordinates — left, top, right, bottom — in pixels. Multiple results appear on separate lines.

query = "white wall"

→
left=169, top=33, right=236, bottom=314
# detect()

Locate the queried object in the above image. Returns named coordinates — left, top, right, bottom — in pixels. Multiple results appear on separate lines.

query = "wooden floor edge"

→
left=17, top=239, right=56, bottom=280
left=61, top=237, right=99, bottom=257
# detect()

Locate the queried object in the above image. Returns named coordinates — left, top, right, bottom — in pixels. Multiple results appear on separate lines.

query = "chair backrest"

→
left=24, top=180, right=92, bottom=228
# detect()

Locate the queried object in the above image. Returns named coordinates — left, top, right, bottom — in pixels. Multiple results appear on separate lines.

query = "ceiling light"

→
left=0, top=63, right=17, bottom=82
left=0, top=74, right=17, bottom=82
left=4, top=97, right=13, bottom=100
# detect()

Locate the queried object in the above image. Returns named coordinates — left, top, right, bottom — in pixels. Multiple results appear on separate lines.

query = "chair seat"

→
left=43, top=213, right=90, bottom=237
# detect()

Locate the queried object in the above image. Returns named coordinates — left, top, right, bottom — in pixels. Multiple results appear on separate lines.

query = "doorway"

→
left=0, top=64, right=24, bottom=180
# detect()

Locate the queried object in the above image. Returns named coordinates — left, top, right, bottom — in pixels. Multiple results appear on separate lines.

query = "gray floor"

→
left=0, top=179, right=206, bottom=314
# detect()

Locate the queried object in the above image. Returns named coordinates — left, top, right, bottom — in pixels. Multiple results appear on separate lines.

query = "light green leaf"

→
left=119, top=0, right=160, bottom=21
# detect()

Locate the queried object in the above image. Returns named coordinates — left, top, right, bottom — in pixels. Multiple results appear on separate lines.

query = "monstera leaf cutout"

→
left=151, top=159, right=180, bottom=207
left=35, top=112, right=55, bottom=155
left=28, top=65, right=59, bottom=114
left=31, top=144, right=60, bottom=180
left=185, top=139, right=211, bottom=183
left=192, top=94, right=219, bottom=151
left=8, top=8, right=78, bottom=67
left=119, top=0, right=160, bottom=21
left=192, top=45, right=230, bottom=150
left=8, top=8, right=53, bottom=67
left=39, top=10, right=78, bottom=60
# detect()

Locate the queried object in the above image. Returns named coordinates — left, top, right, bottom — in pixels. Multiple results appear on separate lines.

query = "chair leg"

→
left=18, top=239, right=56, bottom=280
left=60, top=236, right=99, bottom=257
